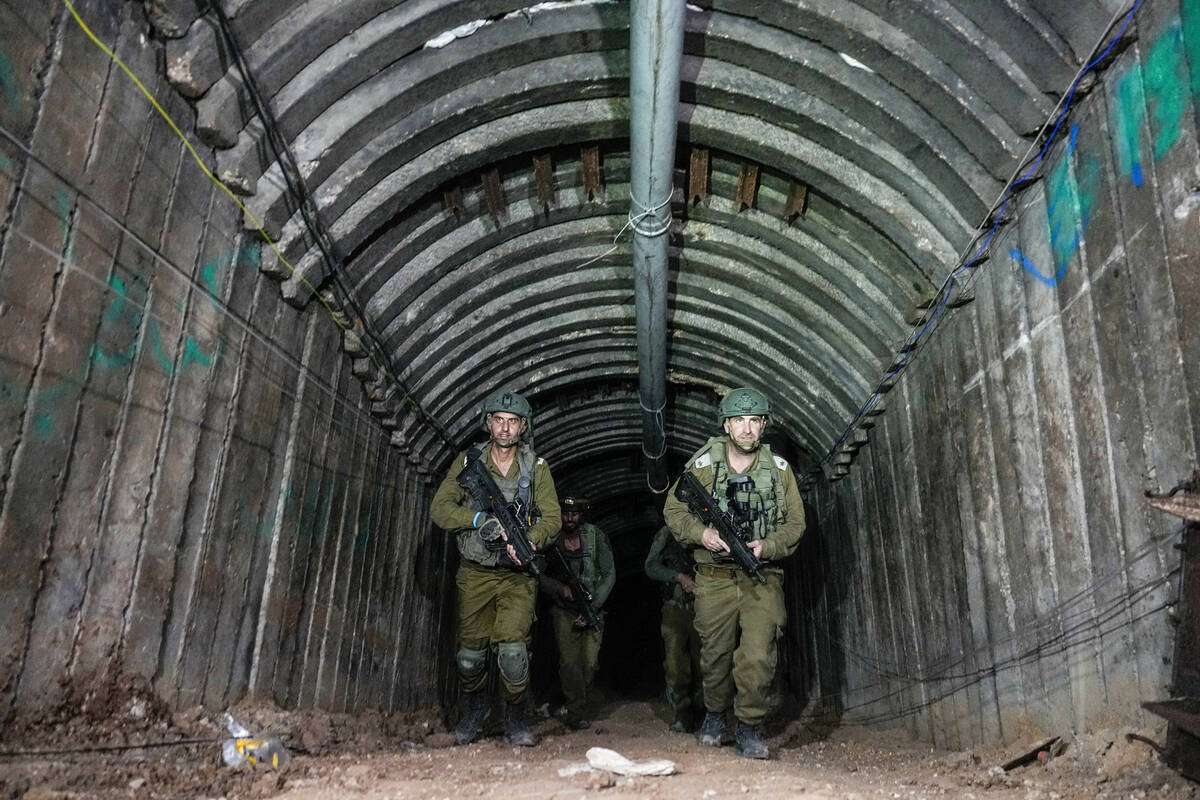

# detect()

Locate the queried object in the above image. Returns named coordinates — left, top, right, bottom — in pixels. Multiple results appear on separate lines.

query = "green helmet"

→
left=717, top=387, right=770, bottom=423
left=480, top=390, right=532, bottom=426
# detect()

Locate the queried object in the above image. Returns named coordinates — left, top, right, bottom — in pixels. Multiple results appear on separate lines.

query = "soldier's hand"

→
left=478, top=515, right=506, bottom=543
left=501, top=532, right=533, bottom=566
left=748, top=540, right=764, bottom=559
left=677, top=573, right=696, bottom=593
left=701, top=527, right=729, bottom=554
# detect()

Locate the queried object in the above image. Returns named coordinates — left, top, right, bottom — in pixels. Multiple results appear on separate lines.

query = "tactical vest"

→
left=554, top=523, right=602, bottom=591
left=456, top=443, right=540, bottom=567
left=690, top=435, right=785, bottom=541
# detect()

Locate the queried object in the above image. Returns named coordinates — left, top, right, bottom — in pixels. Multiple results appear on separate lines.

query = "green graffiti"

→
left=26, top=381, right=75, bottom=439
left=200, top=258, right=226, bottom=311
left=237, top=241, right=261, bottom=271
left=1077, top=155, right=1100, bottom=228
left=1186, top=0, right=1200, bottom=101
left=0, top=154, right=11, bottom=175
left=1113, top=64, right=1146, bottom=186
left=55, top=188, right=71, bottom=224
left=55, top=188, right=74, bottom=264
left=91, top=275, right=143, bottom=369
left=1145, top=24, right=1186, bottom=159
left=100, top=276, right=128, bottom=322
left=179, top=336, right=215, bottom=370
left=1045, top=149, right=1081, bottom=272
left=146, top=318, right=217, bottom=375
left=355, top=525, right=372, bottom=554
left=33, top=412, right=54, bottom=436
left=0, top=49, right=20, bottom=112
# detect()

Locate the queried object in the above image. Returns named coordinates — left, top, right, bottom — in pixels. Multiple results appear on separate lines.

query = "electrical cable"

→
left=805, top=523, right=1178, bottom=680
left=0, top=737, right=221, bottom=758
left=0, top=133, right=392, bottom=441
left=59, top=0, right=454, bottom=456
left=820, top=0, right=1142, bottom=467
left=794, top=530, right=1181, bottom=725
left=202, top=3, right=454, bottom=450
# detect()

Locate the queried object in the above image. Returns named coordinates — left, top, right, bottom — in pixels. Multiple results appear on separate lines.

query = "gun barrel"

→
left=675, top=472, right=767, bottom=584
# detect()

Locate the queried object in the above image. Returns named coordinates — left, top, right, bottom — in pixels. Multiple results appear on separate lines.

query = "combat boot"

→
left=734, top=720, right=769, bottom=759
left=561, top=710, right=590, bottom=730
left=454, top=693, right=491, bottom=745
left=696, top=711, right=725, bottom=746
left=669, top=706, right=692, bottom=733
left=503, top=702, right=537, bottom=746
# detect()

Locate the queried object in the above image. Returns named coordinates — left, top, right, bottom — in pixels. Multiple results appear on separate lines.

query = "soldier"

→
left=431, top=390, right=561, bottom=746
left=644, top=523, right=702, bottom=733
left=662, top=387, right=805, bottom=760
left=538, top=495, right=615, bottom=730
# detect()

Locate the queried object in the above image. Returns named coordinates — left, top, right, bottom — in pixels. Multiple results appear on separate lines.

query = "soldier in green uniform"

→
left=662, top=388, right=805, bottom=760
left=538, top=495, right=615, bottom=730
left=644, top=524, right=702, bottom=733
left=431, top=390, right=561, bottom=746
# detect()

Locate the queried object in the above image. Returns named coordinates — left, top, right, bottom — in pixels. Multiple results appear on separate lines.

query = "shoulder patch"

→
left=537, top=457, right=545, bottom=465
left=694, top=452, right=713, bottom=469
left=773, top=455, right=788, bottom=471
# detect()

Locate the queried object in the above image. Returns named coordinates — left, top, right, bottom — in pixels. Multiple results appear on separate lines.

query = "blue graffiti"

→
left=1011, top=248, right=1065, bottom=287
left=1016, top=12, right=1196, bottom=288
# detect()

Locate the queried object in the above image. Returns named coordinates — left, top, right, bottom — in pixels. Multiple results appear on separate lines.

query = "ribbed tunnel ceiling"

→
left=163, top=0, right=1125, bottom=531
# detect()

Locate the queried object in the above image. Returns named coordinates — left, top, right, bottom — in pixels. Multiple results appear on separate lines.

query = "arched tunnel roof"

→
left=161, top=0, right=1124, bottom=540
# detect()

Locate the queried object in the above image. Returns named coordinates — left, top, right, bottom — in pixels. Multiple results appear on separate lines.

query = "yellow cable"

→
left=62, top=0, right=435, bottom=420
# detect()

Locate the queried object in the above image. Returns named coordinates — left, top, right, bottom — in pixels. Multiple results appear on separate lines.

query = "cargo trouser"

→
left=660, top=600, right=702, bottom=713
left=692, top=562, right=785, bottom=726
left=457, top=561, right=538, bottom=704
left=549, top=605, right=603, bottom=716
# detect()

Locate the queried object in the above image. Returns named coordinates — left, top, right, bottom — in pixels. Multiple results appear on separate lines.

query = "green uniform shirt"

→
left=539, top=523, right=616, bottom=612
left=644, top=524, right=695, bottom=606
left=431, top=444, right=561, bottom=549
left=663, top=440, right=806, bottom=564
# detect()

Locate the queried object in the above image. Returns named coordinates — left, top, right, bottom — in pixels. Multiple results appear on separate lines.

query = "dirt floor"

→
left=2, top=690, right=1197, bottom=800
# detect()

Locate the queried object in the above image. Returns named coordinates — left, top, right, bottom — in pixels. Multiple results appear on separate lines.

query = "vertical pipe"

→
left=629, top=0, right=684, bottom=493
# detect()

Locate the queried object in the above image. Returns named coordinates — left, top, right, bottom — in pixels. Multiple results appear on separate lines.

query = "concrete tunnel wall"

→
left=0, top=0, right=1198, bottom=752
left=0, top=2, right=452, bottom=719
left=790, top=0, right=1200, bottom=748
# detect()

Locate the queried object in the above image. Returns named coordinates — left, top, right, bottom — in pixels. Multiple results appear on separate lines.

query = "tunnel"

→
left=1, top=0, right=1200, bottom=794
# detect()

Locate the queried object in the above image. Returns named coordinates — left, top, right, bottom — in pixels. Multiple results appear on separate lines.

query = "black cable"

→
left=802, top=523, right=1181, bottom=683
left=0, top=133, right=388, bottom=439
left=205, top=2, right=456, bottom=449
left=819, top=0, right=1142, bottom=467
left=0, top=737, right=220, bottom=758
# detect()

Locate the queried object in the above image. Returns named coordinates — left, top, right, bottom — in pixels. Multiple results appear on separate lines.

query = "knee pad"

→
left=496, top=642, right=529, bottom=688
left=456, top=646, right=488, bottom=679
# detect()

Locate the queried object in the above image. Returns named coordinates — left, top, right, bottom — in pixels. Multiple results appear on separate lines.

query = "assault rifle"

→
left=674, top=471, right=767, bottom=584
left=546, top=545, right=601, bottom=629
left=457, top=446, right=543, bottom=577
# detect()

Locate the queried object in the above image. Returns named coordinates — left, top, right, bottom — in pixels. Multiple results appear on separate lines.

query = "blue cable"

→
left=820, top=0, right=1142, bottom=467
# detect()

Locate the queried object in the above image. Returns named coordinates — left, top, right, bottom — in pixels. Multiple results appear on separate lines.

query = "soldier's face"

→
left=723, top=414, right=766, bottom=454
left=487, top=412, right=526, bottom=447
left=562, top=510, right=582, bottom=531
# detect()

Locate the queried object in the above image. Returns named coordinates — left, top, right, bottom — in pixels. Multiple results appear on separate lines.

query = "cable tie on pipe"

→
left=628, top=190, right=674, bottom=237
left=637, top=397, right=666, bottom=414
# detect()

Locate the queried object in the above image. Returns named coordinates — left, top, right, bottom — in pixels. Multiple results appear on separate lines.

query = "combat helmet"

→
left=480, top=390, right=532, bottom=430
left=717, top=387, right=770, bottom=424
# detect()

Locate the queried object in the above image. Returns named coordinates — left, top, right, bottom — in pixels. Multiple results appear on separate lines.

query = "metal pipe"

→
left=629, top=0, right=684, bottom=493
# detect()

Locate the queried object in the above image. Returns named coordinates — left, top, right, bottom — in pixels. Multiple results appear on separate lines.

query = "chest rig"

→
left=700, top=436, right=782, bottom=541
left=555, top=524, right=600, bottom=590
left=457, top=443, right=540, bottom=567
